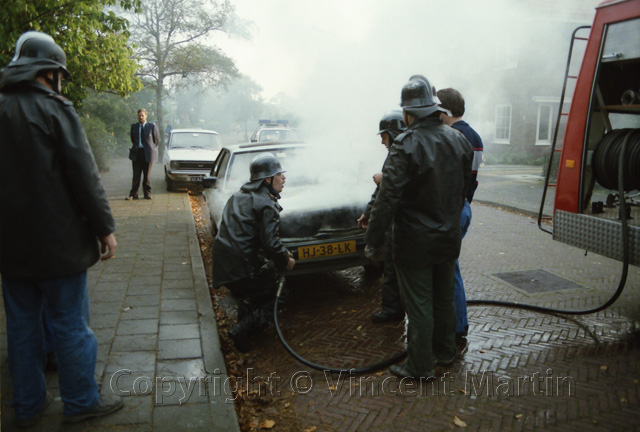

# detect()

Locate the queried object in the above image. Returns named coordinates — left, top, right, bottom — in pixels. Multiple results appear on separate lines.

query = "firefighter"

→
left=358, top=111, right=407, bottom=322
left=365, top=77, right=473, bottom=379
left=212, top=153, right=295, bottom=352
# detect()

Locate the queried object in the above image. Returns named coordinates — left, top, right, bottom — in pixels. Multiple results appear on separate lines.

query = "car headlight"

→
left=170, top=161, right=180, bottom=170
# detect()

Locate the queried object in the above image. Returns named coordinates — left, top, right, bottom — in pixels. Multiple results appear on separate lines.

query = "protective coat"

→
left=366, top=117, right=473, bottom=267
left=212, top=182, right=290, bottom=287
left=0, top=71, right=115, bottom=281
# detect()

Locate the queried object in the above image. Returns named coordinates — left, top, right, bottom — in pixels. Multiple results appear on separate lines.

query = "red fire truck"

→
left=540, top=0, right=640, bottom=268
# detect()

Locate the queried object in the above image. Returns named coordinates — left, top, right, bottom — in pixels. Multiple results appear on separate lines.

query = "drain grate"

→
left=492, top=269, right=582, bottom=294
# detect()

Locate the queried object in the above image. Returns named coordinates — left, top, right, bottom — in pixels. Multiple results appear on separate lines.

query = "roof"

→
left=223, top=141, right=306, bottom=153
left=169, top=128, right=219, bottom=135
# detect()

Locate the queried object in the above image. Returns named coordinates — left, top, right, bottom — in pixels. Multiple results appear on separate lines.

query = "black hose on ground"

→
left=273, top=277, right=407, bottom=374
left=273, top=131, right=634, bottom=372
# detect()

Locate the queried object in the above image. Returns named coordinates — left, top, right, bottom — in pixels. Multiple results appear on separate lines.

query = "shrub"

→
left=80, top=117, right=117, bottom=171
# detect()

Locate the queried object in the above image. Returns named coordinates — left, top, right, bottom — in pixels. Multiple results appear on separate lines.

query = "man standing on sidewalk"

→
left=0, top=31, right=122, bottom=427
left=366, top=77, right=473, bottom=379
left=437, top=88, right=484, bottom=340
left=127, top=108, right=160, bottom=200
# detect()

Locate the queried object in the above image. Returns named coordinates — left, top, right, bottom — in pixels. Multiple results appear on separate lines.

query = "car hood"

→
left=278, top=183, right=371, bottom=238
left=166, top=148, right=219, bottom=162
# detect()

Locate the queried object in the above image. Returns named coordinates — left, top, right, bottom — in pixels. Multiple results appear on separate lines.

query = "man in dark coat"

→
left=0, top=31, right=122, bottom=426
left=365, top=77, right=473, bottom=379
left=127, top=108, right=160, bottom=200
left=212, top=153, right=295, bottom=351
left=358, top=110, right=407, bottom=323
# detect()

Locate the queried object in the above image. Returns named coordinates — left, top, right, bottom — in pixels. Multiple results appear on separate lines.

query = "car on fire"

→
left=202, top=141, right=371, bottom=275
left=163, top=128, right=222, bottom=191
left=250, top=119, right=300, bottom=143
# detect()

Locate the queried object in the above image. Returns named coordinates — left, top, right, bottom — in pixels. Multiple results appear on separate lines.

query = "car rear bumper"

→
left=284, top=233, right=369, bottom=275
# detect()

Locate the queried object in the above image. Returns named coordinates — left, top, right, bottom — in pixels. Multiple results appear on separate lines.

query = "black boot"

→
left=370, top=310, right=405, bottom=323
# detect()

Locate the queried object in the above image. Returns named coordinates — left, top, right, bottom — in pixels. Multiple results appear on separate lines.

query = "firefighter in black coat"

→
left=366, top=78, right=473, bottom=379
left=212, top=153, right=295, bottom=351
left=358, top=110, right=407, bottom=322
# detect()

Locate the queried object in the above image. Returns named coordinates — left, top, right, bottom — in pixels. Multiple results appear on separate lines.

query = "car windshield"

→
left=224, top=147, right=316, bottom=192
left=258, top=129, right=299, bottom=142
left=170, top=132, right=221, bottom=150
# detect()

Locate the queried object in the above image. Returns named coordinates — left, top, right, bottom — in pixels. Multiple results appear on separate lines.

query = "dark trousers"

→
left=381, top=229, right=404, bottom=314
left=226, top=266, right=279, bottom=336
left=130, top=148, right=152, bottom=197
left=395, top=259, right=457, bottom=376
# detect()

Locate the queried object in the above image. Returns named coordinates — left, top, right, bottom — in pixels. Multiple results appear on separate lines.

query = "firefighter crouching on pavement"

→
left=212, top=153, right=295, bottom=352
left=357, top=110, right=407, bottom=323
left=365, top=77, right=473, bottom=379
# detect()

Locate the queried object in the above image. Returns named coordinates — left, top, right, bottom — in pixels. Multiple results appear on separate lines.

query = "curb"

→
left=184, top=193, right=241, bottom=432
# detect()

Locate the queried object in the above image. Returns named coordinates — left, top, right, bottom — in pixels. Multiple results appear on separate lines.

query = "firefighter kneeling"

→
left=212, top=153, right=295, bottom=352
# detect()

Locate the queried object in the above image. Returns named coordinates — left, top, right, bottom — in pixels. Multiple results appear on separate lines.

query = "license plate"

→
left=298, top=240, right=356, bottom=260
left=190, top=177, right=203, bottom=182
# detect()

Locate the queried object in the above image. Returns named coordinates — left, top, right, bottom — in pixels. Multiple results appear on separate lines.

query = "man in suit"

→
left=128, top=108, right=160, bottom=200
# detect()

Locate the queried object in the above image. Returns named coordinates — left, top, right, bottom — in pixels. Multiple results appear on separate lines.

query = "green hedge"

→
left=80, top=117, right=117, bottom=172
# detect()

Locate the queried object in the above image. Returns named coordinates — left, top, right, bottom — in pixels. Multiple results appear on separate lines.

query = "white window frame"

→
left=494, top=104, right=512, bottom=144
left=536, top=104, right=554, bottom=145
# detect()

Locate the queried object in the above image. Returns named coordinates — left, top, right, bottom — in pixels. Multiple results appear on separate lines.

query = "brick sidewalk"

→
left=1, top=158, right=239, bottom=431
left=236, top=201, right=640, bottom=431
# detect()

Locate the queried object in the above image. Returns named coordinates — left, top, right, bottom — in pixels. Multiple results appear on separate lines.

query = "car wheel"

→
left=165, top=173, right=175, bottom=192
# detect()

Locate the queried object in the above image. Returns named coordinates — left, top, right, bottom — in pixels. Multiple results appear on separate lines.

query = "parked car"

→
left=202, top=141, right=371, bottom=275
left=250, top=119, right=300, bottom=143
left=163, top=129, right=222, bottom=191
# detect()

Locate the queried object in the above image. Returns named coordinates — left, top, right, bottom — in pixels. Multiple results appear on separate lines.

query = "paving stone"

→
left=113, top=334, right=158, bottom=352
left=161, top=299, right=197, bottom=312
left=105, top=351, right=157, bottom=374
left=159, top=324, right=200, bottom=341
left=160, top=311, right=199, bottom=325
left=116, top=319, right=159, bottom=335
left=153, top=404, right=213, bottom=431
left=120, top=306, right=161, bottom=320
left=157, top=338, right=202, bottom=360
left=125, top=295, right=161, bottom=307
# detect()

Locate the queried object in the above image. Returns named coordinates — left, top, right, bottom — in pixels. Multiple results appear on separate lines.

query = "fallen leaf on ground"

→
left=515, top=414, right=523, bottom=419
left=453, top=416, right=467, bottom=427
left=600, top=365, right=608, bottom=371
left=260, top=419, right=275, bottom=429
left=304, top=427, right=317, bottom=432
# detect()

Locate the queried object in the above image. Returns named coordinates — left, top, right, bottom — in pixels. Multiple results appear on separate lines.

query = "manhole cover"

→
left=492, top=269, right=582, bottom=294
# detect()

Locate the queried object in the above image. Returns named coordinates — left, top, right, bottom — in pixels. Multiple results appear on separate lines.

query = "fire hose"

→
left=272, top=129, right=637, bottom=373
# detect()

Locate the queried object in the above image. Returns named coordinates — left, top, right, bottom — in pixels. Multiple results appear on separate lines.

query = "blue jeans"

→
left=2, top=271, right=99, bottom=419
left=454, top=200, right=472, bottom=335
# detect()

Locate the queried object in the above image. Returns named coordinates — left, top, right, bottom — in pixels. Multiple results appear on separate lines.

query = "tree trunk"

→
left=156, top=79, right=165, bottom=159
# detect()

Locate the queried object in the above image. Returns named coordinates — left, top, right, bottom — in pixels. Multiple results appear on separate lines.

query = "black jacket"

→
left=0, top=78, right=115, bottom=281
left=212, top=182, right=290, bottom=287
left=130, top=121, right=160, bottom=163
left=366, top=117, right=473, bottom=267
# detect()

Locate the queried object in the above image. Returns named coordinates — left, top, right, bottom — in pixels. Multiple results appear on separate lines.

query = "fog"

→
left=199, top=0, right=602, bottom=222
left=210, top=0, right=598, bottom=157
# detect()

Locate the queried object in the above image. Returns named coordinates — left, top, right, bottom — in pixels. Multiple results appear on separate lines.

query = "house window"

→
left=494, top=105, right=512, bottom=144
left=495, top=43, right=518, bottom=70
left=536, top=104, right=553, bottom=145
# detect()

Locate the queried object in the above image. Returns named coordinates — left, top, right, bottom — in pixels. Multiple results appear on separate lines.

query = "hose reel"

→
left=592, top=128, right=640, bottom=192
